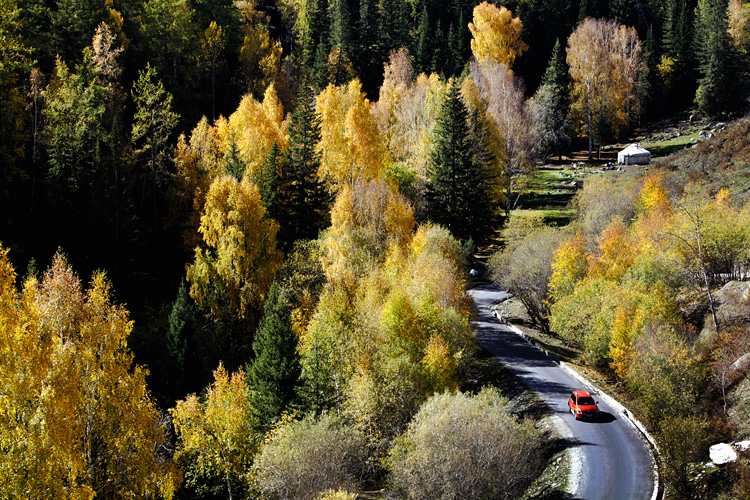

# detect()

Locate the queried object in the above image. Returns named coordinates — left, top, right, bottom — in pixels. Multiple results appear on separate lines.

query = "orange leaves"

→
left=468, top=2, right=527, bottom=68
left=549, top=232, right=588, bottom=302
left=589, top=218, right=637, bottom=281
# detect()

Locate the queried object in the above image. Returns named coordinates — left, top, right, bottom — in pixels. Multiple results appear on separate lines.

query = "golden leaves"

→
left=171, top=364, right=256, bottom=495
left=316, top=80, right=389, bottom=191
left=187, top=175, right=282, bottom=328
left=469, top=2, right=527, bottom=67
left=0, top=247, right=179, bottom=499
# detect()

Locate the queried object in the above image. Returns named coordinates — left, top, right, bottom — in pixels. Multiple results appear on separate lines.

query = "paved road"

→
left=469, top=284, right=656, bottom=500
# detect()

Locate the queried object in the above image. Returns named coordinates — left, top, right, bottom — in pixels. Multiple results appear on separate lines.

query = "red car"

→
left=568, top=390, right=599, bottom=420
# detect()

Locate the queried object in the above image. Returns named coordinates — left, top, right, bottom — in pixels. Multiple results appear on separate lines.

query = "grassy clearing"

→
left=641, top=131, right=702, bottom=160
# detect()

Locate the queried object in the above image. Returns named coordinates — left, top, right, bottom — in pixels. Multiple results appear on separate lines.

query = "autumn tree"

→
left=316, top=79, right=389, bottom=191
left=0, top=248, right=180, bottom=499
left=489, top=224, right=567, bottom=332
left=469, top=60, right=533, bottom=214
left=200, top=21, right=226, bottom=121
left=389, top=388, right=543, bottom=500
left=567, top=17, right=643, bottom=159
left=186, top=175, right=282, bottom=369
left=171, top=364, right=256, bottom=500
left=468, top=2, right=527, bottom=68
left=251, top=414, right=368, bottom=500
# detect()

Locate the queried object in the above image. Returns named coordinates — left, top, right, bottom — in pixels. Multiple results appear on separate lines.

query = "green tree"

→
left=530, top=38, right=572, bottom=161
left=694, top=0, right=735, bottom=114
left=131, top=63, right=179, bottom=241
left=426, top=81, right=492, bottom=242
left=0, top=0, right=32, bottom=206
left=278, top=82, right=329, bottom=246
left=246, top=282, right=301, bottom=428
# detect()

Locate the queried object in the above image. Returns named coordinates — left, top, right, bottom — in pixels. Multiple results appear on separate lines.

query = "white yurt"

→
left=617, top=144, right=651, bottom=165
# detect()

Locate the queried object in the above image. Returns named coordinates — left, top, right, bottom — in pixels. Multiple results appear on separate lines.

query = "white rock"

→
left=710, top=443, right=738, bottom=465
left=734, top=440, right=750, bottom=452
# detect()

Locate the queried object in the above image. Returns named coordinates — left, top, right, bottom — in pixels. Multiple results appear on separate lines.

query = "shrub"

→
left=388, top=387, right=543, bottom=500
left=251, top=414, right=367, bottom=500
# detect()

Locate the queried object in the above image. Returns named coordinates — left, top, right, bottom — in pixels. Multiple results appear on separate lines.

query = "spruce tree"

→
left=695, top=0, right=733, bottom=114
left=246, top=282, right=301, bottom=428
left=426, top=81, right=492, bottom=242
left=167, top=280, right=200, bottom=401
left=259, top=140, right=281, bottom=219
left=278, top=82, right=329, bottom=246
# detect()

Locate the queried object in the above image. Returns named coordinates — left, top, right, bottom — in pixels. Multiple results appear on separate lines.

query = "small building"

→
left=617, top=144, right=651, bottom=165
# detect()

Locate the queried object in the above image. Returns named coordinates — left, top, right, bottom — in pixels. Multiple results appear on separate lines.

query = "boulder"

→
left=710, top=443, right=738, bottom=465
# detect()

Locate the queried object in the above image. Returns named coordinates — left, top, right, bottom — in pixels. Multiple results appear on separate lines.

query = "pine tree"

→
left=694, top=0, right=733, bottom=114
left=426, top=82, right=492, bottom=242
left=259, top=140, right=281, bottom=219
left=278, top=82, right=329, bottom=246
left=167, top=280, right=199, bottom=401
left=639, top=27, right=662, bottom=119
left=414, top=6, right=432, bottom=75
left=246, top=282, right=301, bottom=428
left=531, top=38, right=572, bottom=161
left=224, top=131, right=244, bottom=180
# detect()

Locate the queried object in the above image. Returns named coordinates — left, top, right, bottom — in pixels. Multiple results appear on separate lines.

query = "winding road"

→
left=469, top=284, right=656, bottom=500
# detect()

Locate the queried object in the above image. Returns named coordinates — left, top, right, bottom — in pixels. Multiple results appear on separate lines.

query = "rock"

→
left=735, top=440, right=750, bottom=452
left=710, top=443, right=738, bottom=465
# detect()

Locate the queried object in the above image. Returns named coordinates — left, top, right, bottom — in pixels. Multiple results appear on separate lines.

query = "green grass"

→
left=642, top=131, right=702, bottom=160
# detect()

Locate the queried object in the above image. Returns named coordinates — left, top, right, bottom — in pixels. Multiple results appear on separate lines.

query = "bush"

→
left=251, top=414, right=367, bottom=500
left=388, top=388, right=543, bottom=500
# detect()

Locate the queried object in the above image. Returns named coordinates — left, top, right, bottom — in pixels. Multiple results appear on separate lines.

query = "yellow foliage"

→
left=317, top=489, right=357, bottom=500
left=657, top=55, right=676, bottom=90
left=589, top=219, right=636, bottom=282
left=0, top=248, right=180, bottom=499
left=316, top=80, right=389, bottom=191
left=609, top=285, right=677, bottom=381
left=567, top=18, right=642, bottom=142
left=469, top=2, right=527, bottom=67
left=228, top=85, right=288, bottom=179
left=239, top=22, right=282, bottom=97
left=187, top=175, right=282, bottom=328
left=171, top=364, right=256, bottom=495
left=549, top=232, right=589, bottom=302
left=324, top=179, right=414, bottom=284
left=422, top=334, right=458, bottom=393
left=632, top=174, right=673, bottom=252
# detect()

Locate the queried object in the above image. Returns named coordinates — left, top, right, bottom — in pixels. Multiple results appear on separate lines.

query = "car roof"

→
left=573, top=390, right=592, bottom=398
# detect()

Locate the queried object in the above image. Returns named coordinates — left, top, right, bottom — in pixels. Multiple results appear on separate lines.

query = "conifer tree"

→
left=694, top=0, right=733, bottom=114
left=531, top=39, right=571, bottom=161
left=246, top=282, right=301, bottom=428
left=414, top=6, right=432, bottom=75
left=278, top=82, right=329, bottom=246
left=259, top=140, right=281, bottom=219
left=426, top=81, right=492, bottom=242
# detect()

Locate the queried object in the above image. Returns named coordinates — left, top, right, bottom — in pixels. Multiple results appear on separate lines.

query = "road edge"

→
left=491, top=307, right=662, bottom=500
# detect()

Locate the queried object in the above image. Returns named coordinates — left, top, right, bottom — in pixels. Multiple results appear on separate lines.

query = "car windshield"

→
left=577, top=396, right=596, bottom=406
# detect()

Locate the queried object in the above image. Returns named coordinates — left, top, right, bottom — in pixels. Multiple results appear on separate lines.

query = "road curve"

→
left=469, top=284, right=656, bottom=500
